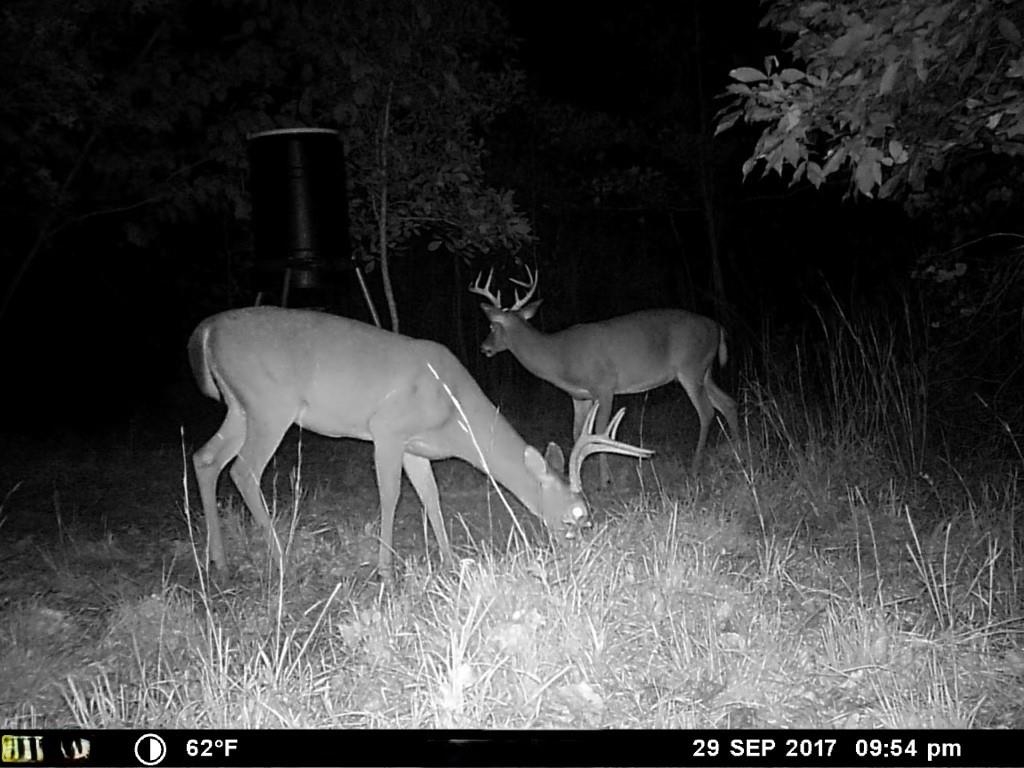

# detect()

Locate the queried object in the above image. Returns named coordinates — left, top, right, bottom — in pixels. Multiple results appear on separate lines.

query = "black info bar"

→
left=1, top=729, right=1017, bottom=768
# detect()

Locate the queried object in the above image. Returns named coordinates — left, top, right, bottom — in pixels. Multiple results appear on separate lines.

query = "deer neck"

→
left=455, top=401, right=543, bottom=517
left=505, top=321, right=564, bottom=386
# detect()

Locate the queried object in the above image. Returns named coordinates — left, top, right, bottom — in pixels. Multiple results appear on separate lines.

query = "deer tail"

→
left=187, top=320, right=221, bottom=401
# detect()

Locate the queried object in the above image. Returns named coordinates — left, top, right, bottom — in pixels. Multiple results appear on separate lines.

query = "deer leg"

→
left=192, top=405, right=246, bottom=570
left=594, top=395, right=616, bottom=485
left=571, top=398, right=595, bottom=442
left=372, top=436, right=405, bottom=582
left=678, top=372, right=715, bottom=473
left=227, top=413, right=292, bottom=566
left=705, top=371, right=739, bottom=440
left=402, top=454, right=452, bottom=564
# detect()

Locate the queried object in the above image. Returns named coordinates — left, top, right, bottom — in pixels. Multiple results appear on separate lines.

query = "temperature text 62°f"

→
left=186, top=738, right=239, bottom=759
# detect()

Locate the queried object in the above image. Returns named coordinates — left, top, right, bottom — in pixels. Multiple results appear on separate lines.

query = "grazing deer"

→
left=188, top=307, right=651, bottom=578
left=471, top=267, right=739, bottom=483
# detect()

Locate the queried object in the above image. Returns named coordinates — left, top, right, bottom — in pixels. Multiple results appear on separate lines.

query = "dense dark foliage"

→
left=0, top=0, right=1019, bottom=451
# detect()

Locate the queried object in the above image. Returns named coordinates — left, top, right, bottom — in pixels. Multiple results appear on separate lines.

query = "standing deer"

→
left=471, top=267, right=739, bottom=483
left=188, top=306, right=651, bottom=578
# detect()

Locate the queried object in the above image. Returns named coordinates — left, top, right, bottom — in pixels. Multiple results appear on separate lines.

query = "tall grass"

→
left=749, top=294, right=930, bottom=480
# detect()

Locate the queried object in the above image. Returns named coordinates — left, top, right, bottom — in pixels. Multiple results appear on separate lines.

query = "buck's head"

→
left=478, top=301, right=541, bottom=356
left=522, top=404, right=653, bottom=543
left=470, top=266, right=541, bottom=357
left=521, top=443, right=590, bottom=541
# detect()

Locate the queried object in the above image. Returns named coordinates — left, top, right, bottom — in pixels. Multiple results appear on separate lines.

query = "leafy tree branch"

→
left=717, top=0, right=1024, bottom=220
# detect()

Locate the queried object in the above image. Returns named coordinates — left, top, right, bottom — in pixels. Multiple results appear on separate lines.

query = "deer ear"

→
left=480, top=303, right=502, bottom=318
left=524, top=445, right=556, bottom=482
left=543, top=441, right=565, bottom=475
left=520, top=299, right=542, bottom=319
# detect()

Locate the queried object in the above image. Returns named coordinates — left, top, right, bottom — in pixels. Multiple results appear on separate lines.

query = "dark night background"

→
left=0, top=0, right=1018, bottom=455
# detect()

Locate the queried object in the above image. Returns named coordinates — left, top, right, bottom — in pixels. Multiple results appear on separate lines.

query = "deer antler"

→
left=507, top=264, right=539, bottom=311
left=469, top=269, right=503, bottom=308
left=568, top=403, right=654, bottom=493
left=470, top=265, right=539, bottom=312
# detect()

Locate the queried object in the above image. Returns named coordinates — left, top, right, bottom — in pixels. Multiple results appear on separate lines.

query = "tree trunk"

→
left=692, top=2, right=727, bottom=317
left=376, top=84, right=400, bottom=332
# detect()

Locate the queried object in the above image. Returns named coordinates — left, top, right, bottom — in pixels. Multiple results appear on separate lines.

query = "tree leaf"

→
left=798, top=2, right=829, bottom=19
left=730, top=67, right=767, bottom=83
left=854, top=148, right=884, bottom=196
left=831, top=23, right=874, bottom=58
left=879, top=61, right=901, bottom=96
left=838, top=70, right=864, bottom=88
left=806, top=160, right=824, bottom=187
left=998, top=16, right=1021, bottom=45
left=822, top=144, right=848, bottom=176
left=715, top=110, right=742, bottom=135
left=888, top=139, right=908, bottom=164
